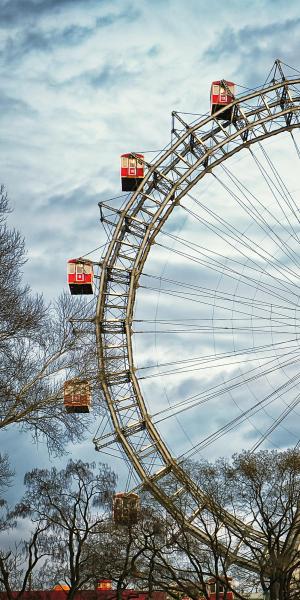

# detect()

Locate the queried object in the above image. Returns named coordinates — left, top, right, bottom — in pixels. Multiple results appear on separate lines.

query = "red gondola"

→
left=121, top=153, right=144, bottom=192
left=67, top=259, right=93, bottom=295
left=199, top=577, right=234, bottom=600
left=63, top=379, right=91, bottom=413
left=113, top=492, right=140, bottom=526
left=210, top=80, right=235, bottom=121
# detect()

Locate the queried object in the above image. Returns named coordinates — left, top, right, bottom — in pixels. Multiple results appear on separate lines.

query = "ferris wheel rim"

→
left=95, top=72, right=300, bottom=571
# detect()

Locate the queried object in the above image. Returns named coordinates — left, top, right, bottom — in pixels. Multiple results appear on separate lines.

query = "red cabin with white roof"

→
left=64, top=379, right=91, bottom=413
left=210, top=80, right=235, bottom=121
left=67, top=259, right=93, bottom=295
left=113, top=492, right=140, bottom=526
left=121, top=153, right=144, bottom=192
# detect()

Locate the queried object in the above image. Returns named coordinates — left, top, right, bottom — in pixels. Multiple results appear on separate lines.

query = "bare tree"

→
left=0, top=454, right=14, bottom=499
left=78, top=498, right=171, bottom=597
left=183, top=450, right=300, bottom=600
left=14, top=460, right=116, bottom=597
left=0, top=186, right=102, bottom=455
left=129, top=505, right=245, bottom=600
left=100, top=451, right=300, bottom=600
left=85, top=497, right=230, bottom=600
left=0, top=521, right=51, bottom=599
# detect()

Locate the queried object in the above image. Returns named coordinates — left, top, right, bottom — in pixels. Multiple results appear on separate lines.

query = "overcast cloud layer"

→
left=2, top=0, right=300, bottom=502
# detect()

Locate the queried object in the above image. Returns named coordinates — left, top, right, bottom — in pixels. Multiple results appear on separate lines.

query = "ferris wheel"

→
left=86, top=60, right=300, bottom=570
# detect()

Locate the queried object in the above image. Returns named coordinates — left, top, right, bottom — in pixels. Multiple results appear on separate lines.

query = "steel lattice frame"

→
left=94, top=68, right=300, bottom=571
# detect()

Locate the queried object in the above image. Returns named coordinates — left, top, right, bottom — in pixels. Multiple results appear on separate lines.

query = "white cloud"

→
left=1, top=0, right=300, bottom=526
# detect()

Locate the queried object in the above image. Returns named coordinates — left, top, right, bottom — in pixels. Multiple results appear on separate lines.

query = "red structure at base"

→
left=0, top=592, right=165, bottom=600
left=0, top=578, right=234, bottom=600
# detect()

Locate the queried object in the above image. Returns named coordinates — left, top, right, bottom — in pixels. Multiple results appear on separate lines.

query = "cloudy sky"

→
left=2, top=0, right=300, bottom=506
